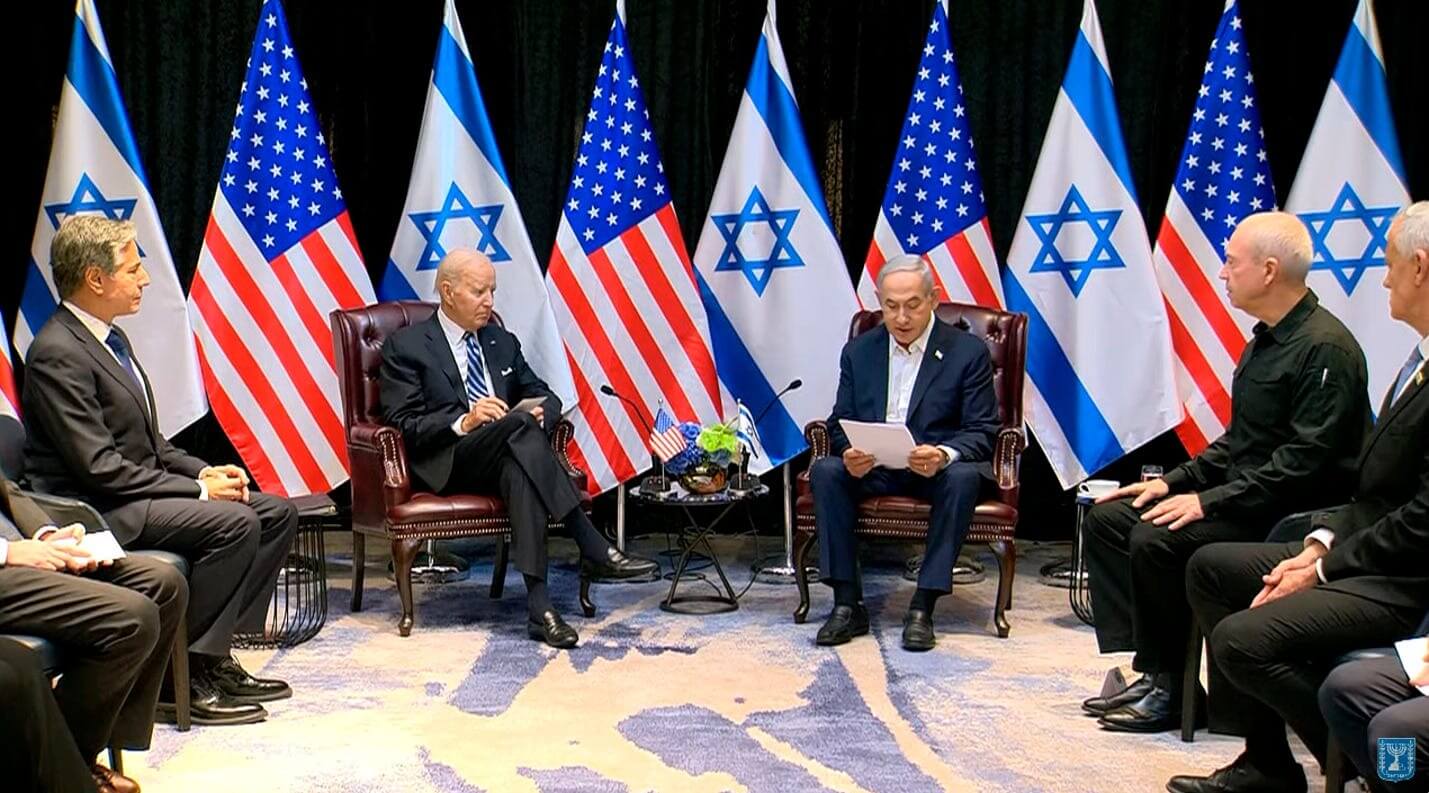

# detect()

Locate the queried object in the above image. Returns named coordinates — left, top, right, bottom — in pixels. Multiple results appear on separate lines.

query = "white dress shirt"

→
left=1310, top=334, right=1429, bottom=581
left=885, top=319, right=958, bottom=467
left=439, top=308, right=495, bottom=436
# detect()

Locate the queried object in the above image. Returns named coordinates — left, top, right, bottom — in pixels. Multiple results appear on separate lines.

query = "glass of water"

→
left=1141, top=464, right=1164, bottom=482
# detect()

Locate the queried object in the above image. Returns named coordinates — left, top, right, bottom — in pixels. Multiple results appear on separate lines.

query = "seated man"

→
left=22, top=215, right=297, bottom=725
left=1169, top=202, right=1429, bottom=793
left=1, top=470, right=188, bottom=793
left=1082, top=212, right=1370, bottom=733
left=1319, top=617, right=1429, bottom=793
left=379, top=249, right=657, bottom=649
left=810, top=254, right=1000, bottom=652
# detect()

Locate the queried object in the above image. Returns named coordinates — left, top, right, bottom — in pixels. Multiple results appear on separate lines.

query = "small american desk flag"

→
left=650, top=406, right=687, bottom=464
left=188, top=0, right=376, bottom=497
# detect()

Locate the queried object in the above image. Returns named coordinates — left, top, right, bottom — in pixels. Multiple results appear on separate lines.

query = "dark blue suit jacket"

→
left=827, top=318, right=1000, bottom=481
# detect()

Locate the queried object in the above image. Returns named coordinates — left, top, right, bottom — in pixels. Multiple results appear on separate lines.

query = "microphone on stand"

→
left=599, top=384, right=669, bottom=493
left=753, top=379, right=803, bottom=426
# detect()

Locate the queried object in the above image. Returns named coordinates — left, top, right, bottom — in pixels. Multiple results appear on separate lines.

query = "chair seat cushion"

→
left=1, top=634, right=61, bottom=676
left=793, top=493, right=1017, bottom=525
left=389, top=491, right=594, bottom=531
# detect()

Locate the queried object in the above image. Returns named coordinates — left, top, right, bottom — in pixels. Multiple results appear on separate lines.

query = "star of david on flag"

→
left=385, top=0, right=574, bottom=410
left=1002, top=0, right=1179, bottom=488
left=857, top=0, right=1003, bottom=310
left=19, top=0, right=206, bottom=438
left=1152, top=0, right=1278, bottom=455
left=1285, top=0, right=1413, bottom=405
left=691, top=0, right=859, bottom=473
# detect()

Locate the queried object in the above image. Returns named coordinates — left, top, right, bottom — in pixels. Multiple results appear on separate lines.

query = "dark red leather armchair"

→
left=793, top=302, right=1028, bottom=637
left=330, top=301, right=593, bottom=636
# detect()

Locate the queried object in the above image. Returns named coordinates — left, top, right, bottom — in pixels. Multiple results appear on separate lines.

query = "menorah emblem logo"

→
left=1378, top=737, right=1416, bottom=782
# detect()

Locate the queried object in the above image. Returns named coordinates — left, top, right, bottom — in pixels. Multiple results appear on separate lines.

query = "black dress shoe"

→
left=1166, top=753, right=1307, bottom=793
left=902, top=609, right=937, bottom=651
left=1098, top=683, right=1204, bottom=733
left=1082, top=673, right=1154, bottom=715
left=815, top=604, right=869, bottom=646
left=527, top=609, right=579, bottom=649
left=581, top=546, right=659, bottom=580
left=209, top=655, right=292, bottom=703
left=157, top=675, right=267, bottom=726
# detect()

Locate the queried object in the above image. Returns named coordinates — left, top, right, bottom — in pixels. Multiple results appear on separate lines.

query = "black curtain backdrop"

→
left=10, top=0, right=1428, bottom=540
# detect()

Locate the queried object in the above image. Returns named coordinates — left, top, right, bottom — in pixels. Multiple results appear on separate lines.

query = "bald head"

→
left=1219, top=211, right=1313, bottom=323
left=1234, top=211, right=1312, bottom=282
left=436, top=249, right=497, bottom=331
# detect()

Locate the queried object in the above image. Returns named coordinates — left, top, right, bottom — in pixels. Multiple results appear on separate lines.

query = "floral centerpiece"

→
left=663, top=421, right=741, bottom=494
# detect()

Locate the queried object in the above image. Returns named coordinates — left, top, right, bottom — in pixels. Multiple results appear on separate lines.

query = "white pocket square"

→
left=500, top=367, right=513, bottom=376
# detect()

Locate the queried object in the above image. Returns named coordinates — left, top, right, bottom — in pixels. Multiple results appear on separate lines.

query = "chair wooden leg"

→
left=171, top=618, right=191, bottom=732
left=1325, top=736, right=1347, bottom=793
left=392, top=538, right=422, bottom=637
left=350, top=531, right=366, bottom=612
left=579, top=574, right=596, bottom=618
left=989, top=540, right=1013, bottom=638
left=792, top=530, right=814, bottom=624
left=108, top=746, right=123, bottom=774
left=490, top=538, right=509, bottom=600
left=1181, top=622, right=1203, bottom=742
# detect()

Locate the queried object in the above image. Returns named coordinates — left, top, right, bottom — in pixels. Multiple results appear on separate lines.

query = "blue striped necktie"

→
left=1389, top=346, right=1423, bottom=408
left=462, top=331, right=489, bottom=404
left=104, top=330, right=144, bottom=390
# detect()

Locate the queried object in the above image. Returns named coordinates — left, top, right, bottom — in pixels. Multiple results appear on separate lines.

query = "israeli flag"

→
left=19, top=0, right=207, bottom=437
left=729, top=400, right=762, bottom=460
left=691, top=0, right=860, bottom=473
left=1285, top=0, right=1413, bottom=405
left=1002, top=0, right=1180, bottom=488
left=382, top=0, right=575, bottom=408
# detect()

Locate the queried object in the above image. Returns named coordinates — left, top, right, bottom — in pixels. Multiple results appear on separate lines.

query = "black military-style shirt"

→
left=1162, top=290, right=1371, bottom=521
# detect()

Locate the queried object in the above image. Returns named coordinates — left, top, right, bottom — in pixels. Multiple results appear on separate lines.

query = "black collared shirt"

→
left=1163, top=290, right=1371, bottom=521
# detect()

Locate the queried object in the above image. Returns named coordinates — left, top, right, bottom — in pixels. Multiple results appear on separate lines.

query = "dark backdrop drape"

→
left=10, top=1, right=1427, bottom=540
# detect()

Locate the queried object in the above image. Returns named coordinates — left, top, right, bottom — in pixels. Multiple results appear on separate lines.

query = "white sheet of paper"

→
left=839, top=420, right=917, bottom=469
left=51, top=531, right=127, bottom=563
left=512, top=397, right=546, bottom=414
left=1395, top=637, right=1429, bottom=696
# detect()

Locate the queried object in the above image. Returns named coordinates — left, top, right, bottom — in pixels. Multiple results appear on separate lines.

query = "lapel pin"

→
left=1416, top=370, right=1424, bottom=386
left=933, top=349, right=943, bottom=360
left=501, top=367, right=513, bottom=376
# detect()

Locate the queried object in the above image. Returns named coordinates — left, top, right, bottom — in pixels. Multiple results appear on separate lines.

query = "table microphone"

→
left=599, top=384, right=668, bottom=493
left=599, top=384, right=655, bottom=436
left=752, top=379, right=803, bottom=426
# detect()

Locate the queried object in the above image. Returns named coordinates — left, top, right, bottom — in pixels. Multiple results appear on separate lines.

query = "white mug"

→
left=1077, top=478, right=1119, bottom=499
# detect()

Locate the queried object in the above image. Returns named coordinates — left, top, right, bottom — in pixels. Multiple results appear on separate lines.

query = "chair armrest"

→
left=550, top=420, right=588, bottom=492
left=23, top=492, right=110, bottom=534
left=993, top=427, right=1025, bottom=505
left=804, top=420, right=830, bottom=460
left=347, top=422, right=411, bottom=521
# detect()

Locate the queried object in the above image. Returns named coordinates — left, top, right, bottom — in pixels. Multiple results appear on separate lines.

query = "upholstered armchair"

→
left=793, top=302, right=1028, bottom=637
left=330, top=302, right=593, bottom=636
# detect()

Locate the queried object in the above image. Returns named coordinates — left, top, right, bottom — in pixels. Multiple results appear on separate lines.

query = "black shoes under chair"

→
left=157, top=655, right=289, bottom=726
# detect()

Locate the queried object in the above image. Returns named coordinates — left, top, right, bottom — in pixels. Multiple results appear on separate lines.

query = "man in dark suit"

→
left=1081, top=212, right=1370, bottom=733
left=21, top=215, right=297, bottom=725
left=379, top=249, right=657, bottom=649
left=809, top=255, right=1000, bottom=652
left=1, top=471, right=187, bottom=793
left=1168, top=202, right=1429, bottom=793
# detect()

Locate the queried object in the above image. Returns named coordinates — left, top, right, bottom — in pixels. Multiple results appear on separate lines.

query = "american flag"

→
left=546, top=0, right=726, bottom=494
left=1152, top=0, right=1275, bottom=455
left=188, top=0, right=376, bottom=496
left=0, top=315, right=16, bottom=419
left=857, top=0, right=1002, bottom=310
left=649, top=406, right=687, bottom=464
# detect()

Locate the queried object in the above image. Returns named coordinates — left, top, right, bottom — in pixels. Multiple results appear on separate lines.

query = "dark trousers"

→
left=0, top=638, right=96, bottom=793
left=1320, top=656, right=1429, bottom=792
left=1083, top=498, right=1261, bottom=674
left=442, top=412, right=582, bottom=579
left=811, top=457, right=985, bottom=594
left=0, top=555, right=187, bottom=758
left=1187, top=542, right=1422, bottom=767
left=125, top=492, right=297, bottom=657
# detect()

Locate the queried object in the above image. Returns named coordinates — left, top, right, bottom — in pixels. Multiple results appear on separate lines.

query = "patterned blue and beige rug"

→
left=123, top=537, right=1326, bottom=792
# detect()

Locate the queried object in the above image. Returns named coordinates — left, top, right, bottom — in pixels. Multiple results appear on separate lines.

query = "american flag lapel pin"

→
left=934, top=349, right=943, bottom=360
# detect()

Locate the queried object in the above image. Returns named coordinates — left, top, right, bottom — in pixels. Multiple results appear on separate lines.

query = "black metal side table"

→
left=634, top=483, right=768, bottom=615
left=234, top=493, right=338, bottom=648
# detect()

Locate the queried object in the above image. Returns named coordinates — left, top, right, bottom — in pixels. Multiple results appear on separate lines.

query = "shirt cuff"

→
left=34, top=525, right=58, bottom=541
left=936, top=446, right=959, bottom=468
left=196, top=479, right=209, bottom=501
left=1305, top=528, right=1335, bottom=552
left=0, top=537, right=7, bottom=566
left=1315, top=558, right=1327, bottom=584
left=451, top=415, right=469, bottom=437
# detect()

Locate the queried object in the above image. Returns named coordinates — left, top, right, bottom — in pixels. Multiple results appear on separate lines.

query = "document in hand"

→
left=1395, top=637, right=1429, bottom=696
left=51, top=531, right=127, bottom=564
left=838, top=420, right=917, bottom=469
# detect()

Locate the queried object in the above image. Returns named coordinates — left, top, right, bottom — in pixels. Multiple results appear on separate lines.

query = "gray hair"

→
left=50, top=215, right=137, bottom=299
left=876, top=254, right=935, bottom=296
left=1240, top=211, right=1312, bottom=282
left=1392, top=201, right=1429, bottom=258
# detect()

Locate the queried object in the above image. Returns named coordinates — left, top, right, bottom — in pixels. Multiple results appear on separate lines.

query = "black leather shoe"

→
left=527, top=609, right=579, bottom=649
left=581, top=546, right=659, bottom=580
left=209, top=655, right=292, bottom=703
left=902, top=609, right=937, bottom=651
left=1082, top=673, right=1154, bottom=715
left=815, top=604, right=869, bottom=646
left=157, top=675, right=267, bottom=726
left=1166, top=753, right=1307, bottom=793
left=1098, top=683, right=1204, bottom=733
